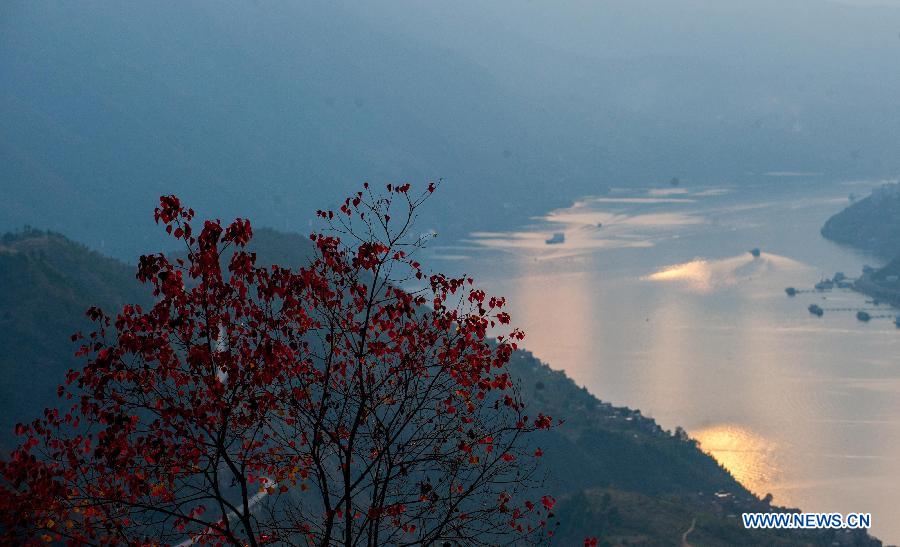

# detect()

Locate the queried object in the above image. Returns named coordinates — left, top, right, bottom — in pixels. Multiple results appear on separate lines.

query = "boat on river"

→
left=545, top=232, right=565, bottom=245
left=815, top=279, right=834, bottom=290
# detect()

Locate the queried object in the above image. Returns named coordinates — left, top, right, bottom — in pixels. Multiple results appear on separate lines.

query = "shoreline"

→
left=853, top=276, right=900, bottom=311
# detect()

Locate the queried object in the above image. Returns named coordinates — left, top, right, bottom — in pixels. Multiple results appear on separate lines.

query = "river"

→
left=428, top=177, right=900, bottom=542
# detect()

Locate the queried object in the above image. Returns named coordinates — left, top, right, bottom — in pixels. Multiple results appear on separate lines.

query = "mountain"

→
left=855, top=255, right=900, bottom=309
left=0, top=227, right=881, bottom=545
left=821, top=183, right=900, bottom=308
left=513, top=353, right=878, bottom=545
left=0, top=229, right=152, bottom=448
left=821, top=183, right=900, bottom=258
left=0, top=1, right=571, bottom=259
left=0, top=227, right=312, bottom=450
left=6, top=1, right=900, bottom=259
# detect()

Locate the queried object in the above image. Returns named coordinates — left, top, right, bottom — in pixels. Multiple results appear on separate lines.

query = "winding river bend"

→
left=430, top=178, right=900, bottom=542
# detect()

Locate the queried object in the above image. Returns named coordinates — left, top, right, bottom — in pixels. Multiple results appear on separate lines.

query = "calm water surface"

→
left=430, top=179, right=900, bottom=541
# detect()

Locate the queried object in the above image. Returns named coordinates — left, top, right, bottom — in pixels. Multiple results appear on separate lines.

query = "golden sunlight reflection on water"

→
left=446, top=180, right=900, bottom=541
left=692, top=424, right=780, bottom=497
left=644, top=259, right=714, bottom=291
left=643, top=254, right=807, bottom=293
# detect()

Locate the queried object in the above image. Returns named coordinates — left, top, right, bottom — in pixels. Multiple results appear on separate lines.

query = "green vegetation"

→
left=0, top=228, right=882, bottom=544
left=509, top=353, right=880, bottom=545
left=0, top=229, right=151, bottom=449
left=511, top=352, right=746, bottom=497
left=556, top=488, right=876, bottom=546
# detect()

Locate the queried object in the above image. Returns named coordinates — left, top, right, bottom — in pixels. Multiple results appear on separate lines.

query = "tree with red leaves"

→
left=0, top=183, right=557, bottom=546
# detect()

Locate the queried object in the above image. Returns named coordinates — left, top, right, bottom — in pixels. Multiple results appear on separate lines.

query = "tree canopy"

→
left=0, top=184, right=556, bottom=546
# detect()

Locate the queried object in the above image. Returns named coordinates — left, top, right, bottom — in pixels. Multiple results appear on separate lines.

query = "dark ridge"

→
left=0, top=228, right=882, bottom=545
left=821, top=183, right=900, bottom=258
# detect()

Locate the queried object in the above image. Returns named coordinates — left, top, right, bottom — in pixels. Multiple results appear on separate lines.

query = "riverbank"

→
left=854, top=275, right=900, bottom=310
left=820, top=186, right=900, bottom=312
left=437, top=179, right=900, bottom=542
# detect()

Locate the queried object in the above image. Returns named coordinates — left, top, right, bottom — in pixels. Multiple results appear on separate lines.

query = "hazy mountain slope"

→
left=512, top=355, right=880, bottom=544
left=2, top=226, right=738, bottom=500
left=0, top=227, right=312, bottom=449
left=360, top=0, right=900, bottom=179
left=0, top=228, right=882, bottom=544
left=0, top=230, right=152, bottom=448
left=821, top=184, right=900, bottom=258
left=0, top=1, right=568, bottom=259
left=553, top=487, right=879, bottom=546
left=872, top=255, right=900, bottom=283
left=510, top=352, right=743, bottom=497
left=5, top=1, right=900, bottom=260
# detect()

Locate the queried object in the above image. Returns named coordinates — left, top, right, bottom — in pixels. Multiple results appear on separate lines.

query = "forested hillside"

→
left=0, top=229, right=152, bottom=447
left=0, top=227, right=880, bottom=545
left=821, top=184, right=900, bottom=258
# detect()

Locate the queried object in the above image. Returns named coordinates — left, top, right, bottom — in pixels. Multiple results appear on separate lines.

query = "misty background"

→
left=2, top=0, right=900, bottom=258
left=4, top=2, right=900, bottom=542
